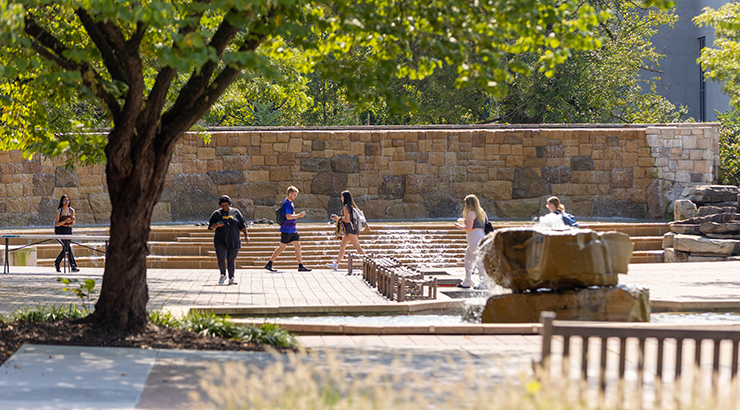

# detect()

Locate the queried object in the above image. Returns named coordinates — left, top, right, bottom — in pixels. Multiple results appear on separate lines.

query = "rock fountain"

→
left=477, top=226, right=649, bottom=323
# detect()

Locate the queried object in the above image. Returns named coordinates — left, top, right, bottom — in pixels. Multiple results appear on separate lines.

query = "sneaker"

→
left=218, top=274, right=226, bottom=284
left=326, top=262, right=339, bottom=271
left=264, top=261, right=276, bottom=272
left=229, top=277, right=237, bottom=285
left=298, top=264, right=312, bottom=272
left=71, top=267, right=80, bottom=272
left=455, top=283, right=471, bottom=289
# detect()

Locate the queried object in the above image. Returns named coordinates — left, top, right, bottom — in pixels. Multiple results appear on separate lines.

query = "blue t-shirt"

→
left=280, top=199, right=297, bottom=233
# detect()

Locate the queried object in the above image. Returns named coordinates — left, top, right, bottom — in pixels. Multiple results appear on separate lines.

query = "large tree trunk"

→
left=87, top=126, right=175, bottom=330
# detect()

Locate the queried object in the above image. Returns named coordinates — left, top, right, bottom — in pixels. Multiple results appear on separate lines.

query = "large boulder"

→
left=479, top=227, right=633, bottom=292
left=673, top=234, right=740, bottom=255
left=679, top=185, right=739, bottom=205
left=481, top=286, right=650, bottom=323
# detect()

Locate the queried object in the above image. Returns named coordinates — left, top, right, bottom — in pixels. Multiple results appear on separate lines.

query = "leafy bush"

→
left=149, top=310, right=298, bottom=349
left=718, top=110, right=740, bottom=186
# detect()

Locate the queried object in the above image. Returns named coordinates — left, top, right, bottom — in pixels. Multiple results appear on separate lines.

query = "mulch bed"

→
left=0, top=319, right=265, bottom=366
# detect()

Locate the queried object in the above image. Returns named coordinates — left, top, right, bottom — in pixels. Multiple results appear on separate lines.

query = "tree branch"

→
left=24, top=11, right=121, bottom=118
left=75, top=8, right=129, bottom=84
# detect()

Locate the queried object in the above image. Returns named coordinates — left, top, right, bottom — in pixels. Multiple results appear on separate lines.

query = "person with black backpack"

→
left=546, top=196, right=579, bottom=228
left=264, top=186, right=312, bottom=272
left=453, top=194, right=489, bottom=290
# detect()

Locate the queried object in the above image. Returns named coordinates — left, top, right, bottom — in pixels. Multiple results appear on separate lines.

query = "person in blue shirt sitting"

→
left=546, top=196, right=579, bottom=228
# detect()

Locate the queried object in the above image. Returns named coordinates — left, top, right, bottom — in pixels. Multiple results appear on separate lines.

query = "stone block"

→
left=55, top=167, right=78, bottom=188
left=542, top=167, right=571, bottom=184
left=664, top=247, right=689, bottom=262
left=378, top=175, right=406, bottom=200
left=673, top=234, right=740, bottom=255
left=33, top=174, right=55, bottom=197
left=207, top=170, right=244, bottom=185
left=481, top=286, right=650, bottom=323
left=669, top=223, right=701, bottom=234
left=422, top=190, right=460, bottom=218
left=482, top=181, right=513, bottom=200
left=300, top=158, right=331, bottom=173
left=591, top=199, right=648, bottom=219
left=406, top=175, right=438, bottom=194
left=479, top=228, right=633, bottom=292
left=310, top=172, right=348, bottom=196
left=688, top=254, right=729, bottom=262
left=680, top=185, right=739, bottom=204
left=512, top=168, right=551, bottom=199
left=699, top=221, right=740, bottom=234
left=662, top=232, right=675, bottom=249
left=610, top=167, right=634, bottom=188
left=494, top=198, right=542, bottom=218
left=330, top=155, right=360, bottom=173
left=697, top=205, right=737, bottom=217
left=387, top=203, right=427, bottom=219
left=674, top=199, right=697, bottom=221
left=169, top=174, right=218, bottom=222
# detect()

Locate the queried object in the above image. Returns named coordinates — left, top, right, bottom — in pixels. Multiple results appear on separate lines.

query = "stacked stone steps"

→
left=22, top=222, right=669, bottom=269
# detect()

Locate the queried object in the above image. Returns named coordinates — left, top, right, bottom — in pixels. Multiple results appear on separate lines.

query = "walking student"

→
left=208, top=195, right=249, bottom=285
left=265, top=186, right=312, bottom=272
left=327, top=190, right=366, bottom=271
left=453, top=194, right=488, bottom=289
left=54, top=194, right=79, bottom=273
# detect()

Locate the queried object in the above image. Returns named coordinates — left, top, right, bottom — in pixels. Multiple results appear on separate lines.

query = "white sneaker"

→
left=326, top=262, right=339, bottom=271
left=229, top=277, right=237, bottom=285
left=218, top=274, right=226, bottom=284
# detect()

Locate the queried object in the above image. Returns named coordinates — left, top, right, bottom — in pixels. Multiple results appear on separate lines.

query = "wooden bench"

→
left=539, top=311, right=740, bottom=406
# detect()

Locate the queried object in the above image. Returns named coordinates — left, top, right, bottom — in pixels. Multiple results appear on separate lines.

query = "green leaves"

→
left=696, top=3, right=740, bottom=109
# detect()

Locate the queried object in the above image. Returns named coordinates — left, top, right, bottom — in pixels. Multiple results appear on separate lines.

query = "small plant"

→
left=149, top=310, right=180, bottom=328
left=148, top=309, right=298, bottom=349
left=57, top=277, right=96, bottom=313
left=10, top=305, right=85, bottom=322
left=242, top=323, right=297, bottom=348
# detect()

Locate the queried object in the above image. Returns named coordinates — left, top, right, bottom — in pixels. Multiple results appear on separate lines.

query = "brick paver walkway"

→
left=2, top=260, right=740, bottom=316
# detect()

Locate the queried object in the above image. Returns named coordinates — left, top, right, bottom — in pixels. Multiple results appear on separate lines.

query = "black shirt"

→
left=208, top=208, right=247, bottom=249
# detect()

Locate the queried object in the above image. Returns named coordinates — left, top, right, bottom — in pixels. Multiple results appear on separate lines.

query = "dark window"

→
left=699, top=36, right=706, bottom=122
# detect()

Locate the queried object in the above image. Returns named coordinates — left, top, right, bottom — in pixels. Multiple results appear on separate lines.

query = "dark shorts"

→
left=343, top=221, right=358, bottom=235
left=280, top=232, right=300, bottom=244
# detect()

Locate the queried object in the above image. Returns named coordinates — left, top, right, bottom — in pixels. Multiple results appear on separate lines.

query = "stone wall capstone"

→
left=0, top=124, right=719, bottom=226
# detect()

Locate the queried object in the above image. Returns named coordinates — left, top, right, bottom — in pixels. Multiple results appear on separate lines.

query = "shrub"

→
left=718, top=109, right=740, bottom=186
left=149, top=309, right=298, bottom=349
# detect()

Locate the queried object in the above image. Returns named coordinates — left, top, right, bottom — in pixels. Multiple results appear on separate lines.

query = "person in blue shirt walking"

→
left=265, top=186, right=312, bottom=272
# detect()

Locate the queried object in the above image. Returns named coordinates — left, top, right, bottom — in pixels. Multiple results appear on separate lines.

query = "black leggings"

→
left=215, top=245, right=239, bottom=278
left=55, top=238, right=77, bottom=269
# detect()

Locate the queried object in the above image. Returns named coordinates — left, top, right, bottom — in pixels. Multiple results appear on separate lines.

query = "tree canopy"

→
left=0, top=0, right=674, bottom=329
left=696, top=2, right=740, bottom=109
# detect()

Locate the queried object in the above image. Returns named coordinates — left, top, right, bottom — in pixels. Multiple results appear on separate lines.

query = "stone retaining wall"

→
left=0, top=124, right=719, bottom=227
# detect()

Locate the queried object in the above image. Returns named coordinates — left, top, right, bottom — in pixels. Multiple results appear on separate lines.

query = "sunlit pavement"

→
left=1, top=261, right=740, bottom=409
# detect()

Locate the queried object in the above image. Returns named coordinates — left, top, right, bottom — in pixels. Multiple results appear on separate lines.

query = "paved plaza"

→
left=0, top=261, right=739, bottom=409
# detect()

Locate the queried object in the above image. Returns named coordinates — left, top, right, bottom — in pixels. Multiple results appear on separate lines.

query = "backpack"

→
left=352, top=207, right=367, bottom=232
left=560, top=212, right=579, bottom=228
left=274, top=206, right=284, bottom=225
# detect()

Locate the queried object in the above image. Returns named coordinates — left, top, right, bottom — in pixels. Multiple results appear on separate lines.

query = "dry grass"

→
left=186, top=350, right=740, bottom=410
